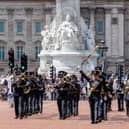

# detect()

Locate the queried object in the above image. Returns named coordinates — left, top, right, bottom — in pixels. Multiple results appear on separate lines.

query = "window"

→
left=16, top=21, right=23, bottom=33
left=97, top=49, right=104, bottom=57
left=17, top=46, right=24, bottom=60
left=112, top=18, right=118, bottom=24
left=0, top=47, right=5, bottom=61
left=96, top=20, right=104, bottom=33
left=35, top=22, right=41, bottom=33
left=85, top=40, right=88, bottom=50
left=0, top=68, right=4, bottom=74
left=0, top=21, right=5, bottom=32
left=35, top=46, right=41, bottom=60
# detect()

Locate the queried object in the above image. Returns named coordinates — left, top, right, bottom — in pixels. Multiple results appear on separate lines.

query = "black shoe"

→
left=74, top=113, right=78, bottom=116
left=35, top=111, right=39, bottom=114
left=91, top=121, right=98, bottom=124
left=19, top=116, right=23, bottom=119
left=14, top=116, right=18, bottom=119
left=118, top=109, right=125, bottom=112
left=60, top=117, right=64, bottom=120
left=24, top=115, right=28, bottom=118
left=97, top=117, right=102, bottom=123
left=104, top=118, right=108, bottom=121
left=108, top=109, right=112, bottom=112
left=60, top=116, right=66, bottom=120
left=28, top=113, right=32, bottom=116
left=67, top=114, right=70, bottom=117
left=39, top=110, right=42, bottom=114
left=96, top=120, right=101, bottom=123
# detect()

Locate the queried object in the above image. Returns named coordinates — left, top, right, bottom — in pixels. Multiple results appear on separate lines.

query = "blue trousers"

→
left=89, top=96, right=99, bottom=123
left=117, top=93, right=124, bottom=111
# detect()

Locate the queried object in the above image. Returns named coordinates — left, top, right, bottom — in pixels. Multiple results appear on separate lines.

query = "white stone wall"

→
left=0, top=0, right=128, bottom=73
left=0, top=1, right=56, bottom=73
left=81, top=0, right=125, bottom=72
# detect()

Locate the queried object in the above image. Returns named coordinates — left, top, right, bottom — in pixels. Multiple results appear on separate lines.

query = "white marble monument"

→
left=38, top=0, right=98, bottom=75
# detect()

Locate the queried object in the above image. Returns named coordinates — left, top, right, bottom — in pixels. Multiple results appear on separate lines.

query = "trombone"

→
left=80, top=45, right=107, bottom=70
left=81, top=46, right=99, bottom=67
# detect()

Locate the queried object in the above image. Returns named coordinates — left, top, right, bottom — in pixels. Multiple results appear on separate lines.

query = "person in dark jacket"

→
left=80, top=70, right=102, bottom=124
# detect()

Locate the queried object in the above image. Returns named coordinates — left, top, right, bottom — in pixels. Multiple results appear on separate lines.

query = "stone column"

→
left=25, top=8, right=33, bottom=42
left=90, top=8, right=95, bottom=33
left=111, top=8, right=119, bottom=56
left=25, top=8, right=33, bottom=65
left=7, top=9, right=14, bottom=49
left=56, top=0, right=62, bottom=25
left=7, top=9, right=15, bottom=61
left=74, top=0, right=80, bottom=23
left=105, top=8, right=112, bottom=56
left=118, top=8, right=124, bottom=57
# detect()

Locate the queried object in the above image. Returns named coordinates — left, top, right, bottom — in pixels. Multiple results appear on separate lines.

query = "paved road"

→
left=0, top=100, right=129, bottom=129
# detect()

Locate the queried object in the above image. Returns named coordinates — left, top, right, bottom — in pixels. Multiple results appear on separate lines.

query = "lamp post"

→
left=8, top=48, right=15, bottom=73
left=97, top=40, right=108, bottom=72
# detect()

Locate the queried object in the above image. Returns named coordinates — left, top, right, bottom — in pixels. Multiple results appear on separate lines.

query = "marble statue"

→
left=38, top=0, right=98, bottom=75
left=87, top=25, right=95, bottom=50
left=55, top=14, right=80, bottom=50
left=41, top=25, right=52, bottom=50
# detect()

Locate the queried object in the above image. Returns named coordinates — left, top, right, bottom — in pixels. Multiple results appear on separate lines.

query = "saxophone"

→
left=88, top=81, right=99, bottom=97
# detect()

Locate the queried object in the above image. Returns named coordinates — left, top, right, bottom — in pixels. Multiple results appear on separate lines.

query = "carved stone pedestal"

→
left=38, top=50, right=97, bottom=75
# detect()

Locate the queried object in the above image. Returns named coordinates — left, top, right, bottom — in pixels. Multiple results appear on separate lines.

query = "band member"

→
left=116, top=81, right=125, bottom=111
left=107, top=78, right=114, bottom=111
left=27, top=72, right=37, bottom=114
left=12, top=78, right=20, bottom=119
left=65, top=75, right=72, bottom=117
left=11, top=71, right=46, bottom=119
left=80, top=70, right=102, bottom=124
left=98, top=71, right=108, bottom=121
left=12, top=73, right=26, bottom=119
left=95, top=67, right=111, bottom=121
left=124, top=86, right=129, bottom=117
left=56, top=77, right=68, bottom=120
left=71, top=74, right=81, bottom=116
left=36, top=75, right=45, bottom=113
left=100, top=79, right=108, bottom=121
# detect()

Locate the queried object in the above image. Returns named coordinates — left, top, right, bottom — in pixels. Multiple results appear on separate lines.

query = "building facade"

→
left=0, top=0, right=128, bottom=74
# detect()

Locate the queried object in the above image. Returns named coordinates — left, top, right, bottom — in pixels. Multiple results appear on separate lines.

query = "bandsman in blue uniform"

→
left=80, top=70, right=105, bottom=124
left=124, top=85, right=129, bottom=117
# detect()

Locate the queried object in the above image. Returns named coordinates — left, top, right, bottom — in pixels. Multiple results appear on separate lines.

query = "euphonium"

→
left=124, top=85, right=129, bottom=93
left=23, top=85, right=31, bottom=94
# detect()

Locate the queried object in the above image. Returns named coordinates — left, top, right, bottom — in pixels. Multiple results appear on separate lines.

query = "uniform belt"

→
left=94, top=90, right=99, bottom=92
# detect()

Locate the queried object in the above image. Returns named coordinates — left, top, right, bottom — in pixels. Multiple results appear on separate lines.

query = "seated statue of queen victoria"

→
left=55, top=14, right=80, bottom=50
